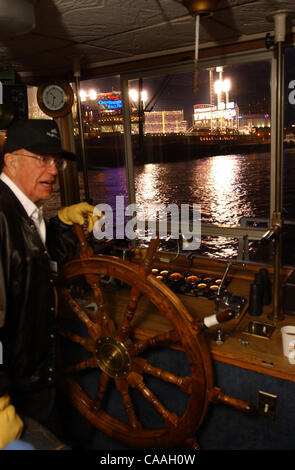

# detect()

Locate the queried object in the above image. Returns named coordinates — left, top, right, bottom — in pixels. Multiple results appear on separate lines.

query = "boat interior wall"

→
left=1, top=1, right=295, bottom=453
left=56, top=353, right=295, bottom=450
left=199, top=360, right=295, bottom=450
left=0, top=1, right=295, bottom=82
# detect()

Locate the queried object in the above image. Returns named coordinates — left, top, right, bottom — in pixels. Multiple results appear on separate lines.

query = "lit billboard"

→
left=98, top=92, right=122, bottom=111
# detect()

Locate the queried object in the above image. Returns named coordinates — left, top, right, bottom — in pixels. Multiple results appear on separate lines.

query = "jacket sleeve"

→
left=46, top=215, right=80, bottom=266
left=0, top=324, right=10, bottom=396
left=0, top=216, right=11, bottom=396
left=0, top=250, right=7, bottom=329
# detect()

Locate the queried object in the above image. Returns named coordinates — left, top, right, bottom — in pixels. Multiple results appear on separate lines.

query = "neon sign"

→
left=98, top=92, right=123, bottom=110
left=98, top=99, right=122, bottom=109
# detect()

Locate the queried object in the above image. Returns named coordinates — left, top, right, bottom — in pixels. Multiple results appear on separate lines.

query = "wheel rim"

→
left=57, top=254, right=214, bottom=449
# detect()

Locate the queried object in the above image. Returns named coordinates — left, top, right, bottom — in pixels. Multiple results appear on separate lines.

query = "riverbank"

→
left=81, top=133, right=272, bottom=168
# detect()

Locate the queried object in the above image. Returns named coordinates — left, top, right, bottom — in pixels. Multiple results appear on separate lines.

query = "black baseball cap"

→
left=2, top=119, right=77, bottom=161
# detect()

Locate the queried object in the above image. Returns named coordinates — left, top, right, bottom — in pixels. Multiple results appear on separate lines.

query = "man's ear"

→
left=4, top=153, right=18, bottom=175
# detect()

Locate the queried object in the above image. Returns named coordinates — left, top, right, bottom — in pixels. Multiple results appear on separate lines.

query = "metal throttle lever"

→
left=214, top=260, right=246, bottom=315
left=216, top=259, right=246, bottom=295
left=217, top=261, right=232, bottom=297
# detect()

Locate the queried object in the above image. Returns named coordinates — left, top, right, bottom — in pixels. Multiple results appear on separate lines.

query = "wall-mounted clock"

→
left=37, top=80, right=74, bottom=118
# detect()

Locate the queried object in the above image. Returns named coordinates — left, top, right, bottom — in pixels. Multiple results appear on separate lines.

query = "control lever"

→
left=215, top=260, right=246, bottom=315
left=201, top=308, right=235, bottom=329
left=217, top=261, right=232, bottom=297
left=214, top=261, right=232, bottom=313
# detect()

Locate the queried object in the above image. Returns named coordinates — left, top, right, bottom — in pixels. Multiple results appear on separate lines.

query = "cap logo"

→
left=46, top=128, right=60, bottom=140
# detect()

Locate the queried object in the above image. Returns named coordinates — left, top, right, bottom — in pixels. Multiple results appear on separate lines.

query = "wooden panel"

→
left=127, top=252, right=295, bottom=382
left=62, top=249, right=295, bottom=383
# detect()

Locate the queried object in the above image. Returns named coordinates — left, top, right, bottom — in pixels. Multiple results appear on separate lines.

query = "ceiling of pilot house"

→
left=0, top=0, right=295, bottom=84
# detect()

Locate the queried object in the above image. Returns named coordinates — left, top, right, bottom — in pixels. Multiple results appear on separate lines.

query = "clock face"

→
left=42, top=84, right=67, bottom=111
left=37, top=81, right=74, bottom=117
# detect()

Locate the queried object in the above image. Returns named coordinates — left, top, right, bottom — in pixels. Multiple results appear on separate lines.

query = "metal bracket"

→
left=243, top=320, right=275, bottom=339
left=265, top=32, right=275, bottom=49
left=258, top=391, right=277, bottom=420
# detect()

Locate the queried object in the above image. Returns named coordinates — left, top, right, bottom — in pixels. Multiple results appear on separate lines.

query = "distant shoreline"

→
left=79, top=134, right=277, bottom=169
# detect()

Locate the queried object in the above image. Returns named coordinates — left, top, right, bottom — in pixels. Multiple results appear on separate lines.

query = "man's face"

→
left=5, top=149, right=59, bottom=203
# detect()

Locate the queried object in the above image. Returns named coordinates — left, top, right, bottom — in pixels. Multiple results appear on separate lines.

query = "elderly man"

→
left=0, top=119, right=96, bottom=449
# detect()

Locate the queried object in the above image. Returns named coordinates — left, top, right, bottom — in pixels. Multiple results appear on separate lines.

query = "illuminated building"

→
left=80, top=90, right=124, bottom=136
left=193, top=102, right=240, bottom=134
left=238, top=113, right=271, bottom=136
left=79, top=89, right=187, bottom=136
left=78, top=89, right=145, bottom=136
left=144, top=110, right=187, bottom=134
left=193, top=67, right=269, bottom=137
left=192, top=67, right=239, bottom=134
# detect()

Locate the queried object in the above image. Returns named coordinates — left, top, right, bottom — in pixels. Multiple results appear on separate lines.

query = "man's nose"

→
left=47, top=162, right=59, bottom=175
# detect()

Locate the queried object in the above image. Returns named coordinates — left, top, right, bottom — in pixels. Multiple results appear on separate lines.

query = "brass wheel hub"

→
left=94, top=336, right=132, bottom=378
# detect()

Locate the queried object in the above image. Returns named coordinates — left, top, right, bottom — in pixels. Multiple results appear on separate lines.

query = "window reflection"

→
left=204, top=155, right=251, bottom=225
left=130, top=62, right=271, bottom=259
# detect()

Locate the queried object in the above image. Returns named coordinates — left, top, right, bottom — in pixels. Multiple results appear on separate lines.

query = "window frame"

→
left=119, top=48, right=278, bottom=260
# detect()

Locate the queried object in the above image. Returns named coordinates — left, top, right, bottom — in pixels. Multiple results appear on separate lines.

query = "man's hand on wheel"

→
left=58, top=202, right=101, bottom=233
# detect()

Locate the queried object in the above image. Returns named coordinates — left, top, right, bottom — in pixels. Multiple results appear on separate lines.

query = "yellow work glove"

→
left=58, top=202, right=100, bottom=233
left=0, top=394, right=24, bottom=450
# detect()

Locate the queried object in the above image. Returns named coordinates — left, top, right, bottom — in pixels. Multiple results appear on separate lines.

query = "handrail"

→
left=103, top=216, right=295, bottom=266
left=133, top=218, right=268, bottom=240
left=115, top=217, right=269, bottom=262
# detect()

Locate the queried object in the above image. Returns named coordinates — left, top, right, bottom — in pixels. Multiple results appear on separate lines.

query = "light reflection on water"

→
left=88, top=152, right=275, bottom=259
left=136, top=155, right=270, bottom=220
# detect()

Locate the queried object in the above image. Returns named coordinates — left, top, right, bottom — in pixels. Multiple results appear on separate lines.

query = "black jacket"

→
left=0, top=180, right=78, bottom=400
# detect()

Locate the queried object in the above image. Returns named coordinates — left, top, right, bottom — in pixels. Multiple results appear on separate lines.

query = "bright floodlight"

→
left=129, top=89, right=138, bottom=102
left=214, top=80, right=223, bottom=94
left=80, top=90, right=87, bottom=102
left=89, top=89, right=97, bottom=100
left=141, top=90, right=148, bottom=102
left=129, top=89, right=148, bottom=102
left=222, top=79, right=231, bottom=92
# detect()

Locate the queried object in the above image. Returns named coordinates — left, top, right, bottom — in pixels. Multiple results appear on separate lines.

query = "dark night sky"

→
left=83, top=47, right=295, bottom=127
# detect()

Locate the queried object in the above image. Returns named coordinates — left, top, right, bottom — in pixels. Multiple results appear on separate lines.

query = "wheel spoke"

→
left=61, top=287, right=100, bottom=340
left=92, top=372, right=110, bottom=411
left=131, top=329, right=180, bottom=356
left=88, top=280, right=116, bottom=336
left=114, top=238, right=160, bottom=342
left=140, top=237, right=160, bottom=275
left=133, top=357, right=192, bottom=394
left=127, top=371, right=179, bottom=428
left=66, top=356, right=98, bottom=374
left=115, top=287, right=141, bottom=342
left=58, top=327, right=94, bottom=352
left=115, top=378, right=142, bottom=431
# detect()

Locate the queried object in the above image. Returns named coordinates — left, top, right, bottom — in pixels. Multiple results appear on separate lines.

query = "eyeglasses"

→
left=15, top=153, right=67, bottom=171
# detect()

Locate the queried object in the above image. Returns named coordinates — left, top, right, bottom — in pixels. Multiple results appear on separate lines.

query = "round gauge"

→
left=43, top=85, right=66, bottom=111
left=37, top=81, right=74, bottom=118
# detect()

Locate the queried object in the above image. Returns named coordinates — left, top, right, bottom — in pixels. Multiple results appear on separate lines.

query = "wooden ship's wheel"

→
left=56, top=225, right=253, bottom=449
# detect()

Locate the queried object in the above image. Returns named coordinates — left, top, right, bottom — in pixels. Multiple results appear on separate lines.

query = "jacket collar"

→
left=0, top=172, right=41, bottom=219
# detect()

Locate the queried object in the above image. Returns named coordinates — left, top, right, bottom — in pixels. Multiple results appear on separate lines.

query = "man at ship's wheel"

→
left=0, top=119, right=96, bottom=449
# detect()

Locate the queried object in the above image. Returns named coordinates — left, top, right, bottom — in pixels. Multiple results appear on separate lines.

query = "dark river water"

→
left=45, top=149, right=295, bottom=260
left=88, top=153, right=272, bottom=219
